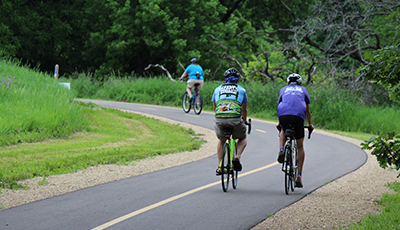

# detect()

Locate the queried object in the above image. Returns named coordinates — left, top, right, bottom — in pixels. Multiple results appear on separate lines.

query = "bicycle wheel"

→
left=221, top=142, right=230, bottom=192
left=284, top=146, right=291, bottom=195
left=232, top=142, right=238, bottom=189
left=182, top=92, right=191, bottom=113
left=291, top=141, right=298, bottom=191
left=193, top=92, right=203, bottom=115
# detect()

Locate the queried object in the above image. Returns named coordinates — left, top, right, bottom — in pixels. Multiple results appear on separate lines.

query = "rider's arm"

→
left=306, top=104, right=314, bottom=130
left=179, top=72, right=188, bottom=81
left=212, top=102, right=216, bottom=111
left=241, top=103, right=247, bottom=122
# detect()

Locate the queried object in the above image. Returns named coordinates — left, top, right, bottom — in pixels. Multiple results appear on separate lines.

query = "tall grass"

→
left=0, top=104, right=202, bottom=188
left=71, top=75, right=400, bottom=135
left=0, top=59, right=88, bottom=146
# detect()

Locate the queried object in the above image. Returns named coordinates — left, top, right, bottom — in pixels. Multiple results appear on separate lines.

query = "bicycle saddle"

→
left=285, top=124, right=295, bottom=138
left=223, top=127, right=233, bottom=138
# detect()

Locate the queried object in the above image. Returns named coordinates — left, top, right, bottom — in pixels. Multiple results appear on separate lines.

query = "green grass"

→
left=1, top=59, right=88, bottom=146
left=345, top=182, right=400, bottom=230
left=0, top=103, right=203, bottom=189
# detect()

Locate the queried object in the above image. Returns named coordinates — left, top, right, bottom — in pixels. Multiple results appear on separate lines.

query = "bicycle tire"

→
left=182, top=92, right=191, bottom=113
left=221, top=142, right=230, bottom=192
left=291, top=140, right=298, bottom=191
left=284, top=145, right=291, bottom=195
left=193, top=92, right=203, bottom=115
left=232, top=142, right=238, bottom=189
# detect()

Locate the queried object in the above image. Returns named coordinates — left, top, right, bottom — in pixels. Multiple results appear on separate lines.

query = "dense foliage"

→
left=0, top=0, right=333, bottom=80
left=359, top=12, right=400, bottom=176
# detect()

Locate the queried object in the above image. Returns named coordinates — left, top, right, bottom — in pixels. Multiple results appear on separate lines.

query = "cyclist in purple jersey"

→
left=276, top=73, right=314, bottom=188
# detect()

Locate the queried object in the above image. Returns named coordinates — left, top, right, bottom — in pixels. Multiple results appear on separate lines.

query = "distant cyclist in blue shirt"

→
left=179, top=58, right=204, bottom=101
left=211, top=68, right=248, bottom=175
left=276, top=73, right=314, bottom=188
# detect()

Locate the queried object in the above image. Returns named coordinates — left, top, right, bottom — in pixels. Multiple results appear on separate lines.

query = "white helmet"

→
left=287, top=73, right=302, bottom=85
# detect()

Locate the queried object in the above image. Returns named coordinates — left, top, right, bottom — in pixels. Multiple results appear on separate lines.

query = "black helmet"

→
left=190, top=58, right=198, bottom=63
left=287, top=73, right=302, bottom=85
left=224, top=68, right=240, bottom=82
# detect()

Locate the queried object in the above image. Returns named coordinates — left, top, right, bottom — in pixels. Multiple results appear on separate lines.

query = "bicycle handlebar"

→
left=276, top=124, right=314, bottom=139
left=304, top=125, right=313, bottom=139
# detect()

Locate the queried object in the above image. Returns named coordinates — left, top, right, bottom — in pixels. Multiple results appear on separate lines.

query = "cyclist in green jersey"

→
left=211, top=68, right=248, bottom=175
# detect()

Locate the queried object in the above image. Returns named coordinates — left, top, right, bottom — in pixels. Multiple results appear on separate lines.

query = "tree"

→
left=359, top=12, right=400, bottom=176
left=231, top=0, right=399, bottom=82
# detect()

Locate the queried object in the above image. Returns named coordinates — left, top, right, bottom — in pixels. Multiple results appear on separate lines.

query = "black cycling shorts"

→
left=279, top=115, right=305, bottom=140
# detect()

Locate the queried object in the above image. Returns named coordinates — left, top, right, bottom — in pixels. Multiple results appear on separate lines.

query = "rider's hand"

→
left=276, top=124, right=281, bottom=131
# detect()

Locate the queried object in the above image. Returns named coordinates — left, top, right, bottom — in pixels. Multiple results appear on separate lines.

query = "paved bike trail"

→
left=0, top=100, right=367, bottom=230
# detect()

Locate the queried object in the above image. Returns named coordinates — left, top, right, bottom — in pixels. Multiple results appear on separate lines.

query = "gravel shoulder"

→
left=1, top=111, right=399, bottom=229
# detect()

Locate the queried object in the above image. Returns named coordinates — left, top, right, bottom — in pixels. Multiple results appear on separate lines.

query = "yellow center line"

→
left=91, top=162, right=278, bottom=230
left=256, top=129, right=267, bottom=133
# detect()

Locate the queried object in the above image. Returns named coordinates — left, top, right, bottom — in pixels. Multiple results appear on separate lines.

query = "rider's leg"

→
left=186, top=86, right=193, bottom=98
left=296, top=138, right=305, bottom=174
left=217, top=139, right=224, bottom=165
left=279, top=130, right=285, bottom=149
left=235, top=136, right=247, bottom=159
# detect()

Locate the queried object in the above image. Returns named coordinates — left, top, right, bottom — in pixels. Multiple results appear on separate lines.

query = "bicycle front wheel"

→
left=221, top=142, right=230, bottom=192
left=193, top=92, right=203, bottom=115
left=182, top=92, right=191, bottom=113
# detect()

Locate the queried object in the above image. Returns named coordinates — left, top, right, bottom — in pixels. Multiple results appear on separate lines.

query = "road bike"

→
left=182, top=82, right=203, bottom=115
left=280, top=125, right=312, bottom=195
left=220, top=119, right=251, bottom=192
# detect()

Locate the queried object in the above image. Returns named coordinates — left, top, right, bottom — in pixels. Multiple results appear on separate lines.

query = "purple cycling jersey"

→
left=277, top=85, right=310, bottom=120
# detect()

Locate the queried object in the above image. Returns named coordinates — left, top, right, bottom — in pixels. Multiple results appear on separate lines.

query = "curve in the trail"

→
left=0, top=100, right=367, bottom=230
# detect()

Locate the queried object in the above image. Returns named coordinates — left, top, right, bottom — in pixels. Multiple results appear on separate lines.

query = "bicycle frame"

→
left=182, top=82, right=202, bottom=115
left=218, top=136, right=236, bottom=168
left=219, top=119, right=251, bottom=192
left=279, top=125, right=312, bottom=195
left=192, top=86, right=199, bottom=105
left=282, top=128, right=297, bottom=195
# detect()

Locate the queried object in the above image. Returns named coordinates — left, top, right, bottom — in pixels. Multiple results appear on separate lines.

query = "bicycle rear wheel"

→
left=291, top=141, right=298, bottom=191
left=221, top=142, right=230, bottom=192
left=182, top=92, right=191, bottom=113
left=284, top=147, right=291, bottom=195
left=231, top=142, right=238, bottom=189
left=193, top=92, right=203, bottom=115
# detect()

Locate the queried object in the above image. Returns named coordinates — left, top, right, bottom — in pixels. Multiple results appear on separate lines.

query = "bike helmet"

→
left=287, top=73, right=302, bottom=85
left=190, top=58, right=198, bottom=63
left=224, top=68, right=240, bottom=82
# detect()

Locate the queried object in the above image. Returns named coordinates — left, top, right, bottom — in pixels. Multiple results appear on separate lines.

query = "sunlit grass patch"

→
left=0, top=106, right=203, bottom=189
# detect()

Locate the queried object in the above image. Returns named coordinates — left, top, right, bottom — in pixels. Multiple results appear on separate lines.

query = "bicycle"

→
left=182, top=82, right=203, bottom=115
left=220, top=119, right=251, bottom=192
left=280, top=125, right=312, bottom=195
